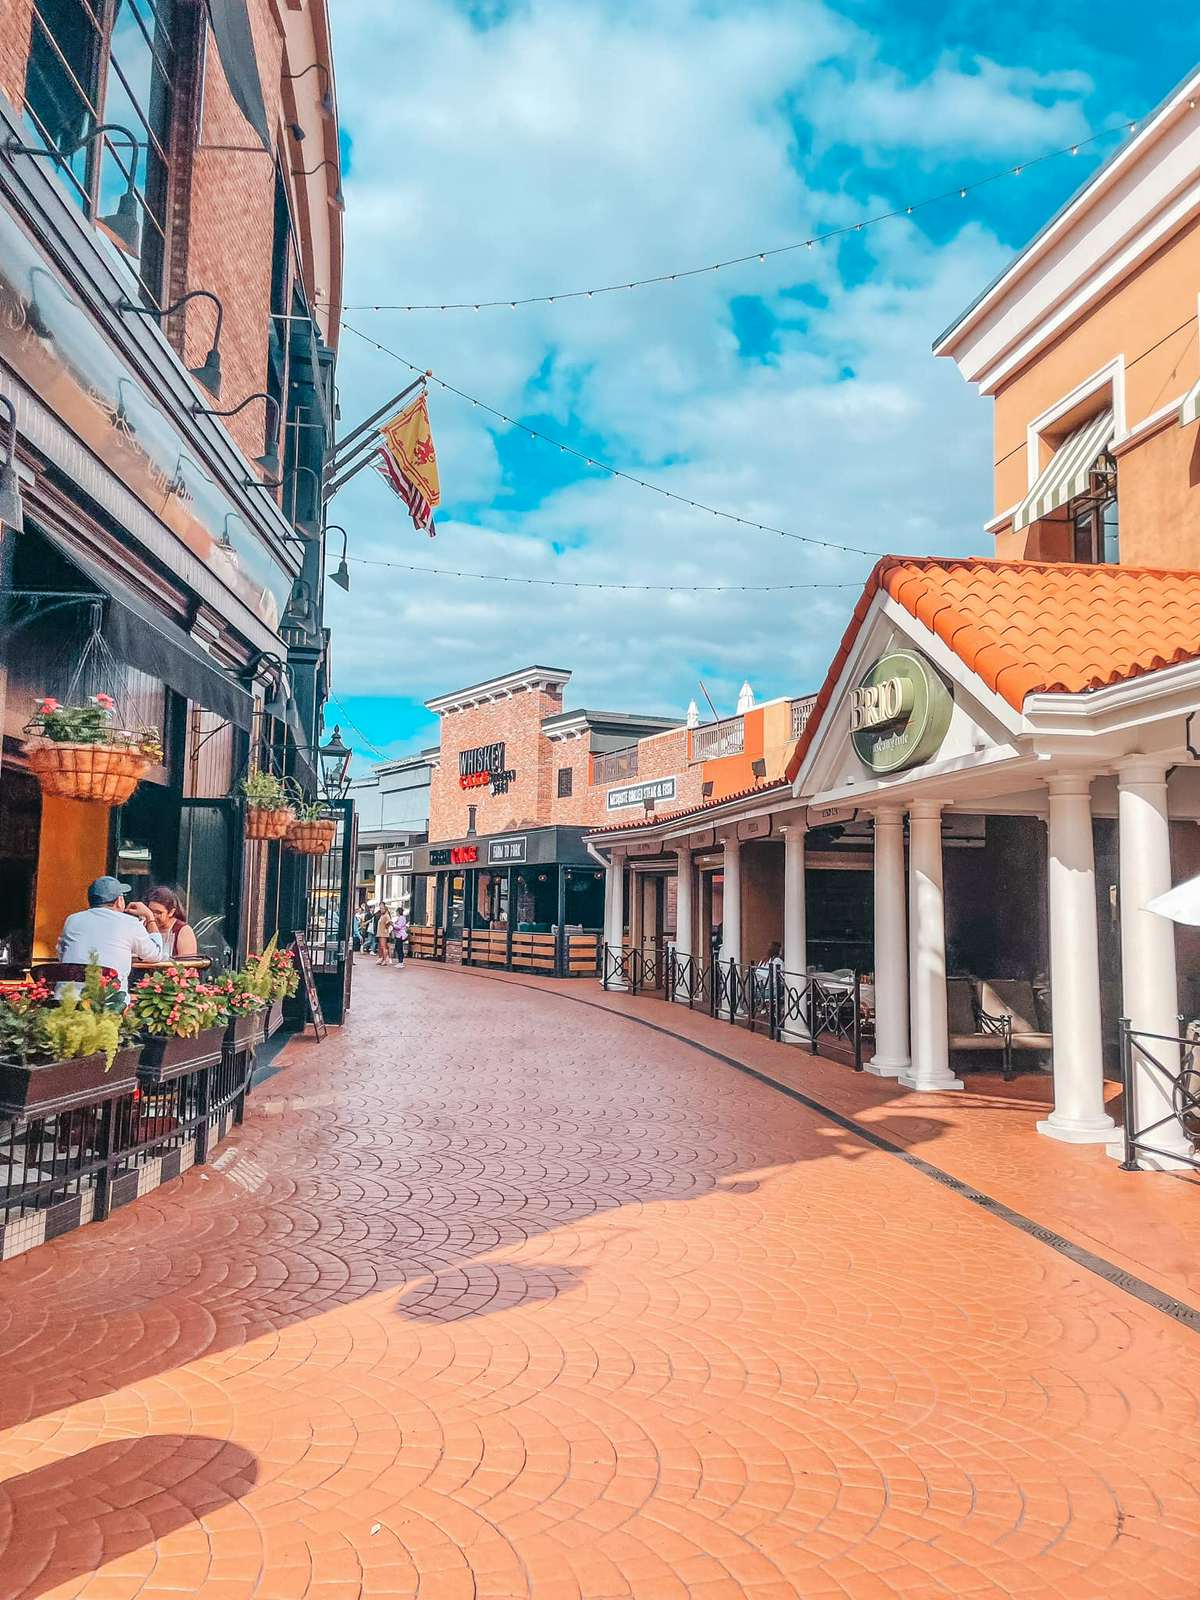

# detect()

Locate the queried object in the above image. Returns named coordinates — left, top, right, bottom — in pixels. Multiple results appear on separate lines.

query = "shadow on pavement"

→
left=0, top=1435, right=258, bottom=1599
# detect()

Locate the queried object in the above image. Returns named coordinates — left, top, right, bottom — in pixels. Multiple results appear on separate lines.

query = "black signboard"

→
left=488, top=836, right=527, bottom=864
left=291, top=934, right=327, bottom=1041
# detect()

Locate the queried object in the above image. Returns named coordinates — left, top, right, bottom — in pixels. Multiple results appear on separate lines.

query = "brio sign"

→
left=849, top=649, right=952, bottom=774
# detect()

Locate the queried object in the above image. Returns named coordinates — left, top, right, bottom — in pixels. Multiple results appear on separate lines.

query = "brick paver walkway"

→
left=2, top=963, right=1199, bottom=1599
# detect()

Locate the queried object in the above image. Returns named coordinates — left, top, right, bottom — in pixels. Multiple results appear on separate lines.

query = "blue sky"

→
left=323, top=1, right=1186, bottom=766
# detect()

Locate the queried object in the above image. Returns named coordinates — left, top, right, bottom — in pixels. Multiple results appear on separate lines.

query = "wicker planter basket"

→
left=244, top=805, right=294, bottom=841
left=286, top=818, right=336, bottom=855
left=25, top=741, right=152, bottom=806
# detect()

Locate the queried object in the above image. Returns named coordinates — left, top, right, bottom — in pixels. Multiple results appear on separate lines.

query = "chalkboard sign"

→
left=291, top=934, right=327, bottom=1040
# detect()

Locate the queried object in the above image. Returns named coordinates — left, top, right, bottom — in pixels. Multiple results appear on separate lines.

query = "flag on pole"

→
left=373, top=392, right=440, bottom=537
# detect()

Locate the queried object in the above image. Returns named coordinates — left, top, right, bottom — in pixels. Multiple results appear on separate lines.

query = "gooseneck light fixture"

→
left=282, top=62, right=335, bottom=117
left=291, top=159, right=344, bottom=211
left=246, top=463, right=324, bottom=540
left=326, top=524, right=350, bottom=591
left=117, top=288, right=225, bottom=398
left=0, top=395, right=24, bottom=534
left=5, top=124, right=143, bottom=257
left=193, top=390, right=281, bottom=477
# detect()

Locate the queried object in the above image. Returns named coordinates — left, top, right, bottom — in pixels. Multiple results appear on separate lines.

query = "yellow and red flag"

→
left=373, top=392, right=440, bottom=537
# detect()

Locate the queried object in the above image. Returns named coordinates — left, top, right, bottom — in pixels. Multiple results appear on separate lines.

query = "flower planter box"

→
left=265, top=999, right=285, bottom=1037
left=0, top=1044, right=141, bottom=1119
left=26, top=741, right=152, bottom=806
left=137, top=1025, right=226, bottom=1085
left=225, top=1012, right=266, bottom=1053
left=245, top=805, right=294, bottom=841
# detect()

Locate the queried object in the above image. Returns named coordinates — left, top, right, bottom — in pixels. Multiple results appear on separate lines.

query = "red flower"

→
left=93, top=693, right=115, bottom=710
left=38, top=697, right=61, bottom=713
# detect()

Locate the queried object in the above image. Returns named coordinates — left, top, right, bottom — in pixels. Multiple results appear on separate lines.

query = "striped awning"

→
left=1181, top=379, right=1200, bottom=428
left=1012, top=408, right=1115, bottom=532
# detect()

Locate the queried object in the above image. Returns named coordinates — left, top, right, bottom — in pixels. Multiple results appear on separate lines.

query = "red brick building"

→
left=0, top=0, right=343, bottom=972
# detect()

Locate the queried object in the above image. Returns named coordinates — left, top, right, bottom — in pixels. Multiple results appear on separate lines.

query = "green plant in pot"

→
left=239, top=768, right=295, bottom=841
left=285, top=794, right=337, bottom=856
left=0, top=961, right=142, bottom=1120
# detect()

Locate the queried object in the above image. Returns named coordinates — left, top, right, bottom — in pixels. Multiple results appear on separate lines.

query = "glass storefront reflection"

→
left=0, top=201, right=290, bottom=627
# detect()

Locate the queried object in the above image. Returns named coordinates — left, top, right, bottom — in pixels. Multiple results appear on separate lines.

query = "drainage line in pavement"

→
left=447, top=969, right=1200, bottom=1337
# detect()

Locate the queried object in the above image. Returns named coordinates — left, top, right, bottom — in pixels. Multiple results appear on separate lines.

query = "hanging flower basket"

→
left=23, top=695, right=162, bottom=807
left=26, top=740, right=153, bottom=806
left=245, top=804, right=295, bottom=841
left=286, top=818, right=336, bottom=855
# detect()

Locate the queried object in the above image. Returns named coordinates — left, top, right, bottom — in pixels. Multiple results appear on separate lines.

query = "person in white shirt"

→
left=58, top=875, right=164, bottom=998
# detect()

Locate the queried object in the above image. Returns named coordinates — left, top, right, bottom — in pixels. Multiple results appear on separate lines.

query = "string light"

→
left=344, top=556, right=863, bottom=593
left=322, top=122, right=1134, bottom=314
left=341, top=322, right=892, bottom=559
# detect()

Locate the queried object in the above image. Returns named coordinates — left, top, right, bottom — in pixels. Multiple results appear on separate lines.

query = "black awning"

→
left=204, top=0, right=271, bottom=149
left=47, top=536, right=255, bottom=731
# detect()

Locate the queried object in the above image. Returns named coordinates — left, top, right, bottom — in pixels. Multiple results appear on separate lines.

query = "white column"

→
left=867, top=805, right=910, bottom=1077
left=1115, top=760, right=1191, bottom=1166
left=781, top=822, right=808, bottom=1041
left=720, top=833, right=742, bottom=966
left=674, top=845, right=694, bottom=999
left=1037, top=776, right=1115, bottom=1143
left=604, top=850, right=627, bottom=989
left=901, top=801, right=960, bottom=1092
left=629, top=867, right=644, bottom=955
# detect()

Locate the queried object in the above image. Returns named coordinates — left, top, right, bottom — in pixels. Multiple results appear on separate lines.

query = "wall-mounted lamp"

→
left=283, top=62, right=335, bottom=117
left=0, top=395, right=24, bottom=534
left=326, top=523, right=350, bottom=591
left=117, top=287, right=224, bottom=398
left=291, top=159, right=344, bottom=211
left=5, top=124, right=143, bottom=256
left=249, top=650, right=292, bottom=721
left=194, top=390, right=281, bottom=476
left=247, top=463, right=323, bottom=539
left=318, top=725, right=353, bottom=798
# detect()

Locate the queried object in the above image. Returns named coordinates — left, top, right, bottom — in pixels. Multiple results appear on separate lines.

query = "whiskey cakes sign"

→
left=849, top=650, right=952, bottom=775
left=459, top=741, right=516, bottom=795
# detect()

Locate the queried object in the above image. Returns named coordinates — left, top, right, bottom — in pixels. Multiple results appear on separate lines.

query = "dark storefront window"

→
left=23, top=0, right=178, bottom=303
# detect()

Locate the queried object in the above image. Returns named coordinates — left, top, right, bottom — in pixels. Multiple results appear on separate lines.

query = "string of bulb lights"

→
left=322, top=121, right=1137, bottom=313
left=345, top=556, right=862, bottom=592
left=342, top=322, right=891, bottom=559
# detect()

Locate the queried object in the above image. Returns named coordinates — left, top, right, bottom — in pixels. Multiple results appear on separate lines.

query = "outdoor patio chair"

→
left=979, top=981, right=1053, bottom=1068
left=947, top=976, right=1014, bottom=1078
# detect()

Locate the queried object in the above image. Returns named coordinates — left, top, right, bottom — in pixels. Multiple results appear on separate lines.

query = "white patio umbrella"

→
left=1145, top=873, right=1200, bottom=925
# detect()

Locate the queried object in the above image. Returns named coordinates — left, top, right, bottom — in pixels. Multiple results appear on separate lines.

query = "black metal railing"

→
left=0, top=1043, right=255, bottom=1234
left=1117, top=1019, right=1200, bottom=1172
left=601, top=945, right=870, bottom=1066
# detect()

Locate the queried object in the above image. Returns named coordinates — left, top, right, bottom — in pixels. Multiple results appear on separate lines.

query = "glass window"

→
left=557, top=767, right=573, bottom=798
left=24, top=0, right=104, bottom=197
left=23, top=0, right=176, bottom=303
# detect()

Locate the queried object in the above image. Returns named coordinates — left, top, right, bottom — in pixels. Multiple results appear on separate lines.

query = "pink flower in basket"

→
left=92, top=693, right=115, bottom=710
left=37, top=697, right=61, bottom=713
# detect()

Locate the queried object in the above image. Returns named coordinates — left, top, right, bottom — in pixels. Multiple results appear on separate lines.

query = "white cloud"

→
left=323, top=0, right=1084, bottom=726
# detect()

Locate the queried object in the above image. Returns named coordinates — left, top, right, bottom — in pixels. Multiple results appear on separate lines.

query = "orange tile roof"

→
left=786, top=556, right=1200, bottom=782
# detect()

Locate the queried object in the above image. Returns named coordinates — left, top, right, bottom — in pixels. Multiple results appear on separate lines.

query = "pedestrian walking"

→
left=376, top=902, right=394, bottom=966
left=393, top=906, right=408, bottom=966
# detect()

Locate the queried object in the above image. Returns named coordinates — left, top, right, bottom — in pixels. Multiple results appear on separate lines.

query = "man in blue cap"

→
left=58, top=876, right=164, bottom=998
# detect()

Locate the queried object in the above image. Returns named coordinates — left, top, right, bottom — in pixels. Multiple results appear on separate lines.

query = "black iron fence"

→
left=0, top=1036, right=256, bottom=1243
left=599, top=945, right=871, bottom=1067
left=1117, top=1018, right=1200, bottom=1173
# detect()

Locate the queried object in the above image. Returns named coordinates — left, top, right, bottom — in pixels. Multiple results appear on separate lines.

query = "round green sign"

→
left=849, top=649, right=952, bottom=774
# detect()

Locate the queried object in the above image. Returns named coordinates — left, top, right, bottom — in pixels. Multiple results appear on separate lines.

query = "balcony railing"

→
left=790, top=695, right=817, bottom=739
left=593, top=745, right=638, bottom=784
left=690, top=716, right=744, bottom=762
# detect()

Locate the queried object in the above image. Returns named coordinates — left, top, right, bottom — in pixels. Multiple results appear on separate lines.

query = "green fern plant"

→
left=38, top=988, right=122, bottom=1070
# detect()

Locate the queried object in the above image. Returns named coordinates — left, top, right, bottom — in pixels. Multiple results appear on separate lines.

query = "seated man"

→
left=58, top=875, right=163, bottom=999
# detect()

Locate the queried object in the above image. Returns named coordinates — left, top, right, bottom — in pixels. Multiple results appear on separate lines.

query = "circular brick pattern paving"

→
left=1, top=962, right=1199, bottom=1598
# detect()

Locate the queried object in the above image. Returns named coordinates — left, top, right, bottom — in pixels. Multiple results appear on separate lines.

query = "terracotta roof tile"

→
left=785, top=556, right=1200, bottom=783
